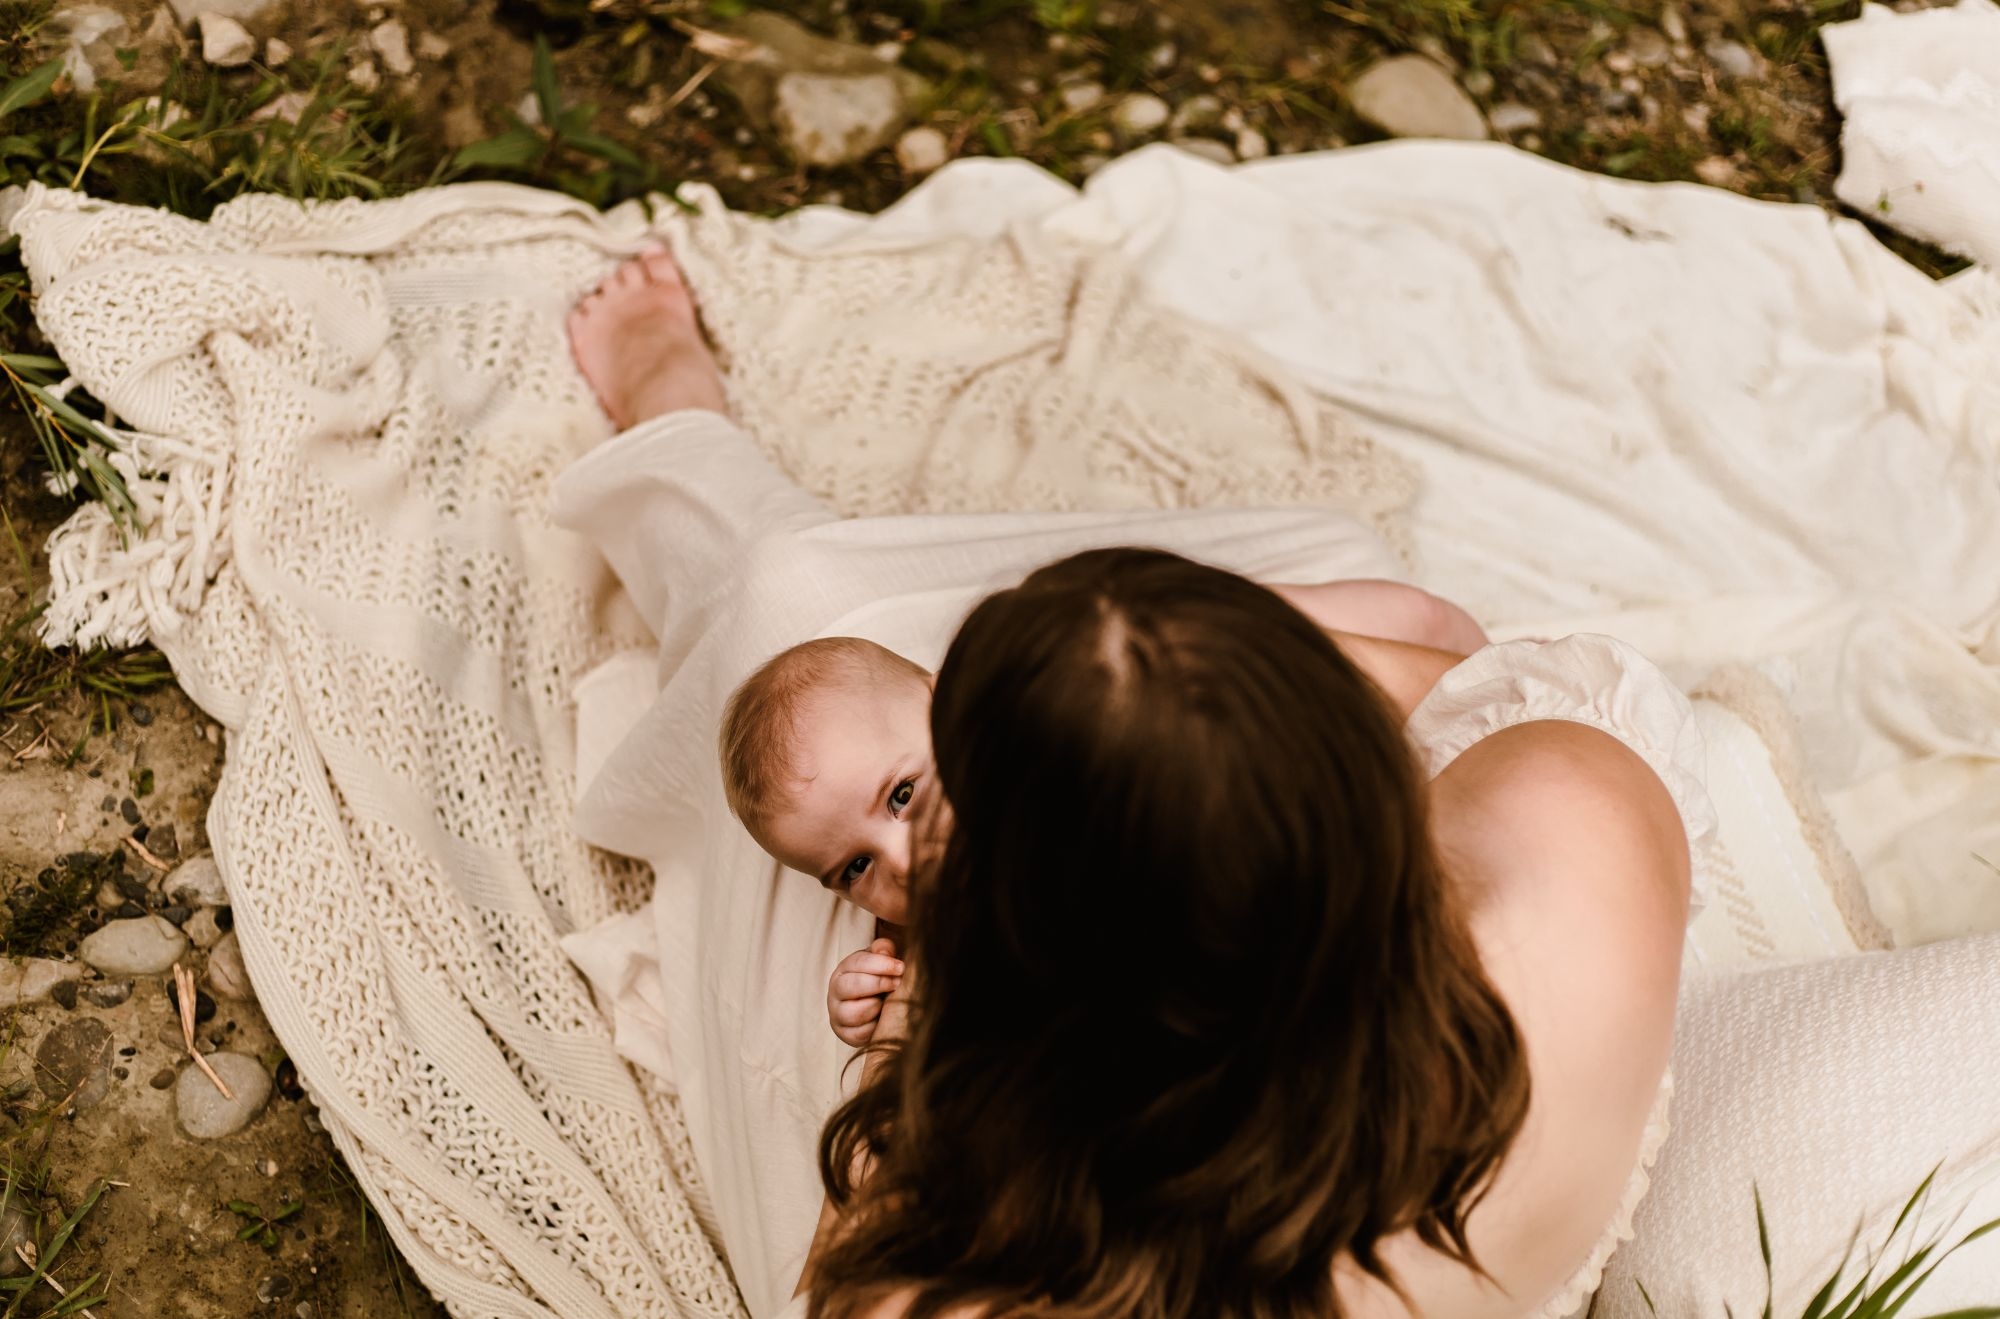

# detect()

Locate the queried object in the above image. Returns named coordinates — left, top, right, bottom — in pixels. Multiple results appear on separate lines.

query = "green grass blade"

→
left=0, top=58, right=66, bottom=123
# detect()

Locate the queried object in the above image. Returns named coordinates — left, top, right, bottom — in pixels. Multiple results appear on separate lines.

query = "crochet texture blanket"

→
left=5, top=177, right=1411, bottom=1318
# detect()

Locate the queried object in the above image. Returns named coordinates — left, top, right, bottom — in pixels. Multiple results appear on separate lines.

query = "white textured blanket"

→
left=6, top=170, right=1407, bottom=1316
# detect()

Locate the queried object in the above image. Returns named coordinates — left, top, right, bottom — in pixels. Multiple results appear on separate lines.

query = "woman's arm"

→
left=1272, top=580, right=1489, bottom=656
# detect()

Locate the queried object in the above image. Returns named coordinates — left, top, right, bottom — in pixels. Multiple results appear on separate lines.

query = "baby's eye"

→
left=889, top=780, right=916, bottom=814
left=841, top=856, right=872, bottom=885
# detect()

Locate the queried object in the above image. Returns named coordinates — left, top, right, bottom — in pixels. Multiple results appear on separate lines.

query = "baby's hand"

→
left=828, top=938, right=905, bottom=1048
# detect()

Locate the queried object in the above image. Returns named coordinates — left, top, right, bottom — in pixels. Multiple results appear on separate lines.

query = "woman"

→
left=795, top=549, right=1706, bottom=1318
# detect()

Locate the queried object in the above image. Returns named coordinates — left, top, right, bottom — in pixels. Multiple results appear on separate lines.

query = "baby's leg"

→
left=1272, top=579, right=1489, bottom=656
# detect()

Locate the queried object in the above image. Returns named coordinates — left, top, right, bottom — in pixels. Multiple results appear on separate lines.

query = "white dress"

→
left=1404, top=635, right=1722, bottom=1317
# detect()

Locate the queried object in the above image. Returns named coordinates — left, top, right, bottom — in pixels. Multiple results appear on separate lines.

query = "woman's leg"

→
left=1597, top=934, right=2000, bottom=1315
left=567, top=246, right=730, bottom=428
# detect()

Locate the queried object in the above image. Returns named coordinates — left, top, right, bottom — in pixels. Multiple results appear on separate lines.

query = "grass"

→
left=0, top=1028, right=111, bottom=1319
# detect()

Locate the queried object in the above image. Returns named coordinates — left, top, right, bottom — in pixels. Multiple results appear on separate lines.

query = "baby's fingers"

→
left=832, top=994, right=885, bottom=1030
left=833, top=971, right=901, bottom=1002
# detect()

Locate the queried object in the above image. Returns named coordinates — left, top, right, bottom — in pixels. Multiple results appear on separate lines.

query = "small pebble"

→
left=116, top=873, right=149, bottom=902
left=128, top=702, right=154, bottom=727
left=1695, top=156, right=1740, bottom=186
left=215, top=906, right=234, bottom=933
left=1148, top=42, right=1177, bottom=72
left=96, top=881, right=124, bottom=912
left=1489, top=102, right=1542, bottom=134
left=197, top=12, right=255, bottom=67
left=166, top=856, right=228, bottom=907
left=415, top=31, right=450, bottom=61
left=161, top=904, right=192, bottom=926
left=1112, top=93, right=1170, bottom=136
left=177, top=1053, right=272, bottom=1138
left=114, top=900, right=145, bottom=921
left=275, top=1058, right=305, bottom=1101
left=1660, top=5, right=1689, bottom=44
left=266, top=37, right=292, bottom=67
left=255, top=1273, right=293, bottom=1303
left=1058, top=80, right=1104, bottom=113
left=149, top=1067, right=175, bottom=1090
left=1704, top=38, right=1764, bottom=82
left=51, top=980, right=78, bottom=1010
left=1235, top=128, right=1270, bottom=160
left=167, top=980, right=218, bottom=1024
left=263, top=1158, right=280, bottom=1177
left=112, top=1065, right=128, bottom=1080
left=348, top=60, right=381, bottom=93
left=1462, top=69, right=1495, bottom=98
left=100, top=795, right=117, bottom=813
left=185, top=908, right=225, bottom=949
left=1627, top=28, right=1671, bottom=68
left=1683, top=103, right=1712, bottom=135
left=894, top=126, right=949, bottom=175
left=78, top=915, right=189, bottom=977
left=206, top=931, right=252, bottom=1000
left=371, top=19, right=414, bottom=76
left=1169, top=94, right=1223, bottom=136
left=84, top=980, right=133, bottom=1008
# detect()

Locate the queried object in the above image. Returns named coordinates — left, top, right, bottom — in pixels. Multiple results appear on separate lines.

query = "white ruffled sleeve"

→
left=1405, top=634, right=1719, bottom=921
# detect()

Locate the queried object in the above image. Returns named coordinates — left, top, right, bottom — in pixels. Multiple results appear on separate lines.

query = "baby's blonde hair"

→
left=719, top=637, right=930, bottom=828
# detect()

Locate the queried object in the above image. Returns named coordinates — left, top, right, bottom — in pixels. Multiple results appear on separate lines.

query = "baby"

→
left=720, top=636, right=931, bottom=1048
left=718, top=580, right=1490, bottom=1050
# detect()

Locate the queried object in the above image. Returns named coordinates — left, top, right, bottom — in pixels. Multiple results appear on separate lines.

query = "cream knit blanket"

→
left=5, top=178, right=1411, bottom=1317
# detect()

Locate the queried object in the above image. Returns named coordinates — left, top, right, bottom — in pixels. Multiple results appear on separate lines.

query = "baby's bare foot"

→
left=567, top=247, right=729, bottom=430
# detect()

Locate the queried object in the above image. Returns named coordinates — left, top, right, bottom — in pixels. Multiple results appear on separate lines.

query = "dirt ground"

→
left=0, top=0, right=1964, bottom=1313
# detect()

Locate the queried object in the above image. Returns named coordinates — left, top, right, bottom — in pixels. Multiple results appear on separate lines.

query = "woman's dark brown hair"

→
left=810, top=548, right=1529, bottom=1319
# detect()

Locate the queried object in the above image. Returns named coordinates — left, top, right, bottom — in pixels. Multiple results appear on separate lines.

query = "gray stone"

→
left=167, top=0, right=272, bottom=24
left=1627, top=28, right=1671, bottom=68
left=0, top=958, right=82, bottom=1009
left=712, top=13, right=929, bottom=168
left=0, top=1205, right=29, bottom=1278
left=175, top=1052, right=271, bottom=1138
left=36, top=1017, right=114, bottom=1111
left=82, top=979, right=132, bottom=1008
left=1111, top=93, right=1170, bottom=136
left=370, top=19, right=412, bottom=77
left=893, top=125, right=949, bottom=175
left=166, top=856, right=227, bottom=907
left=184, top=907, right=226, bottom=949
left=41, top=4, right=128, bottom=93
left=205, top=931, right=251, bottom=1000
left=78, top=915, right=188, bottom=977
left=1489, top=102, right=1542, bottom=134
left=1235, top=127, right=1270, bottom=160
left=197, top=12, right=254, bottom=66
left=1168, top=94, right=1223, bottom=136
left=1349, top=56, right=1489, bottom=142
left=773, top=72, right=907, bottom=167
left=1058, top=80, right=1104, bottom=113
left=264, top=36, right=289, bottom=65
left=1461, top=68, right=1495, bottom=98
left=1704, top=38, right=1765, bottom=82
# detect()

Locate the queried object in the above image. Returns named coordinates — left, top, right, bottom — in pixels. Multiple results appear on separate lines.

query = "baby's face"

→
left=753, top=674, right=933, bottom=925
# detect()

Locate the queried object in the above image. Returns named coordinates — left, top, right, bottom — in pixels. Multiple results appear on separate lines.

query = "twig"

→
left=122, top=832, right=170, bottom=872
left=172, top=961, right=234, bottom=1100
left=14, top=1242, right=101, bottom=1319
left=659, top=58, right=720, bottom=118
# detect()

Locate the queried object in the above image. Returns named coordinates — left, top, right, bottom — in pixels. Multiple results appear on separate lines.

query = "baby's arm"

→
left=827, top=938, right=904, bottom=1048
left=1272, top=579, right=1488, bottom=657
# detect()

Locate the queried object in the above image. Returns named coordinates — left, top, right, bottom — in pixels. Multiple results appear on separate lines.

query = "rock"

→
left=40, top=4, right=129, bottom=94
left=1660, top=5, right=1689, bottom=45
left=893, top=125, right=948, bottom=174
left=712, top=13, right=930, bottom=168
left=1348, top=56, right=1488, bottom=142
left=1058, top=80, right=1104, bottom=113
left=1461, top=68, right=1495, bottom=98
left=78, top=915, right=188, bottom=977
left=119, top=797, right=140, bottom=825
left=197, top=12, right=254, bottom=67
left=1627, top=28, right=1671, bottom=68
left=256, top=1274, right=293, bottom=1303
left=348, top=60, right=380, bottom=93
left=205, top=931, right=251, bottom=1000
left=115, top=872, right=150, bottom=903
left=36, top=1018, right=114, bottom=1111
left=1683, top=103, right=1711, bottom=135
left=0, top=957, right=83, bottom=1009
left=1168, top=93, right=1223, bottom=136
left=175, top=1052, right=271, bottom=1138
left=774, top=72, right=907, bottom=167
left=1604, top=50, right=1635, bottom=74
left=0, top=1205, right=30, bottom=1277
left=1235, top=127, right=1270, bottom=160
left=1174, top=138, right=1236, bottom=165
left=82, top=979, right=132, bottom=1008
left=167, top=979, right=216, bottom=1024
left=1489, top=102, right=1542, bottom=134
left=166, top=856, right=227, bottom=907
left=416, top=31, right=450, bottom=61
left=1148, top=42, right=1177, bottom=72
left=149, top=1066, right=175, bottom=1089
left=184, top=908, right=225, bottom=949
left=265, top=36, right=290, bottom=66
left=148, top=822, right=178, bottom=860
left=1695, top=156, right=1740, bottom=187
left=51, top=980, right=78, bottom=1010
left=370, top=19, right=412, bottom=76
left=167, top=0, right=271, bottom=23
left=1112, top=93, right=1170, bottom=136
left=1704, top=38, right=1764, bottom=82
